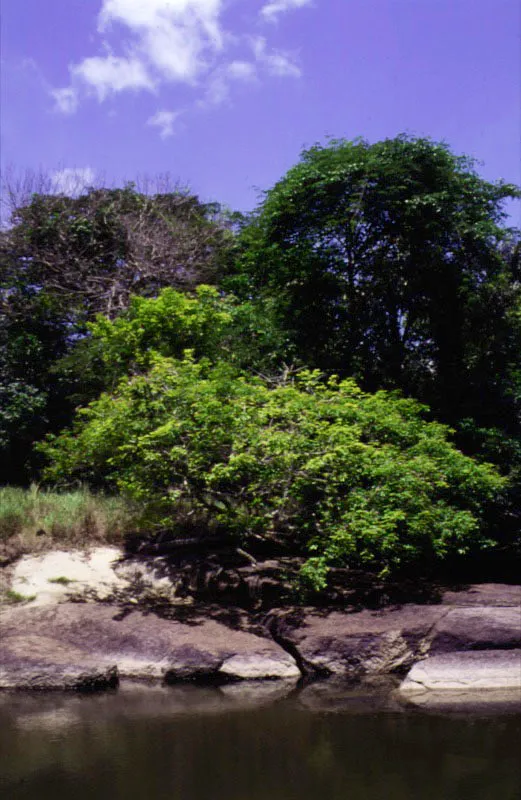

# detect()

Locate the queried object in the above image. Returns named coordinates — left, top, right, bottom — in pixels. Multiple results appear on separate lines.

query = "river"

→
left=1, top=683, right=519, bottom=800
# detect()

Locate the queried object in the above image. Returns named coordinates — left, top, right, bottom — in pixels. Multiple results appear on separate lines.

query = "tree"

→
left=40, top=357, right=504, bottom=586
left=0, top=182, right=236, bottom=482
left=235, top=136, right=520, bottom=416
left=2, top=184, right=235, bottom=320
left=55, top=284, right=292, bottom=407
left=233, top=136, right=521, bottom=554
left=0, top=285, right=72, bottom=483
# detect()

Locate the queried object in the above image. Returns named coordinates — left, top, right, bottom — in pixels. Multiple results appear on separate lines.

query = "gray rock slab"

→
left=400, top=650, right=521, bottom=694
left=272, top=606, right=448, bottom=677
left=219, top=653, right=301, bottom=680
left=0, top=662, right=118, bottom=692
left=429, top=606, right=521, bottom=653
left=272, top=595, right=521, bottom=678
left=0, top=603, right=300, bottom=690
left=440, top=583, right=521, bottom=607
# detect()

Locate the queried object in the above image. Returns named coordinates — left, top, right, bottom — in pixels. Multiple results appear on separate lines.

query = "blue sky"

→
left=2, top=0, right=520, bottom=220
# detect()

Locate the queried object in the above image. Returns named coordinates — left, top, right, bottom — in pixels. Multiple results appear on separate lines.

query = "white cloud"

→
left=252, top=36, right=301, bottom=78
left=202, top=60, right=257, bottom=106
left=51, top=167, right=96, bottom=195
left=51, top=87, right=79, bottom=114
left=99, top=0, right=224, bottom=83
left=48, top=0, right=306, bottom=118
left=72, top=55, right=155, bottom=100
left=141, top=25, right=205, bottom=83
left=147, top=109, right=182, bottom=138
left=226, top=61, right=256, bottom=81
left=99, top=0, right=222, bottom=44
left=260, top=0, right=312, bottom=23
left=263, top=52, right=301, bottom=77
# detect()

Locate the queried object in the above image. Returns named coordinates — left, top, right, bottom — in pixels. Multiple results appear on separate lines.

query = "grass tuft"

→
left=5, top=589, right=36, bottom=603
left=0, top=485, right=144, bottom=561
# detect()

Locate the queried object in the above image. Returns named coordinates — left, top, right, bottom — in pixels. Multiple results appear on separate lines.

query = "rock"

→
left=219, top=653, right=300, bottom=680
left=270, top=587, right=521, bottom=679
left=271, top=606, right=447, bottom=678
left=0, top=660, right=118, bottom=692
left=429, top=607, right=521, bottom=653
left=399, top=650, right=521, bottom=695
left=0, top=603, right=300, bottom=690
left=439, top=583, right=521, bottom=607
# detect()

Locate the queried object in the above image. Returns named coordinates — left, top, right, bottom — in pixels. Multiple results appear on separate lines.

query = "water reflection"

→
left=1, top=684, right=519, bottom=800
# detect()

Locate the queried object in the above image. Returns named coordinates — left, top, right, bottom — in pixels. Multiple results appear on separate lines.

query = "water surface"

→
left=1, top=684, right=519, bottom=800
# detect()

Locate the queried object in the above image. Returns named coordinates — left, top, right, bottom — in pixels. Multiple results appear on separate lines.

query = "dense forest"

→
left=1, top=136, right=520, bottom=589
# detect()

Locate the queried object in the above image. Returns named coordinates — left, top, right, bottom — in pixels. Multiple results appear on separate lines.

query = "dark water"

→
left=1, top=684, right=520, bottom=800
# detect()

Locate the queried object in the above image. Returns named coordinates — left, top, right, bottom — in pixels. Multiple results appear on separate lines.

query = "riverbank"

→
left=0, top=546, right=520, bottom=710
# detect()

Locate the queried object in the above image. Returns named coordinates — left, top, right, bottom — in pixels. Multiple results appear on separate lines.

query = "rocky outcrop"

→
left=268, top=586, right=521, bottom=679
left=7, top=547, right=180, bottom=606
left=397, top=650, right=521, bottom=711
left=0, top=603, right=300, bottom=690
left=438, top=584, right=521, bottom=607
left=400, top=650, right=521, bottom=693
left=1, top=557, right=520, bottom=701
left=429, top=607, right=521, bottom=653
left=0, top=661, right=118, bottom=692
left=269, top=605, right=444, bottom=678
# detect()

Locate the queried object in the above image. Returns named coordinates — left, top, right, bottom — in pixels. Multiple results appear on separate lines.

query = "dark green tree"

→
left=232, top=136, right=521, bottom=557
left=235, top=136, right=520, bottom=414
left=0, top=288, right=70, bottom=483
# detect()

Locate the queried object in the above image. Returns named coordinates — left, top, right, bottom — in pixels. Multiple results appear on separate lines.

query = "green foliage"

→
left=1, top=139, right=519, bottom=584
left=233, top=136, right=521, bottom=554
left=236, top=135, right=520, bottom=409
left=0, top=184, right=237, bottom=481
left=41, top=358, right=504, bottom=585
left=56, top=285, right=292, bottom=404
left=4, top=590, right=36, bottom=604
left=0, top=289, right=73, bottom=483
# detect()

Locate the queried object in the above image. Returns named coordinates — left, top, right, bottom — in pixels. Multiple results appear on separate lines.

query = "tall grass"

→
left=0, top=485, right=143, bottom=560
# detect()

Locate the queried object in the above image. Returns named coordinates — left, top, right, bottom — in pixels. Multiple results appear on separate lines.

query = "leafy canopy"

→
left=56, top=285, right=291, bottom=405
left=41, top=357, right=503, bottom=587
left=236, top=135, right=520, bottom=407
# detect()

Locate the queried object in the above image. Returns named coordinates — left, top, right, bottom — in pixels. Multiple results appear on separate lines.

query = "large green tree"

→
left=232, top=136, right=521, bottom=548
left=234, top=136, right=520, bottom=421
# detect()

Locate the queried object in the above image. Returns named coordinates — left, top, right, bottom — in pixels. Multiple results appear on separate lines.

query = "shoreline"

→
left=1, top=546, right=520, bottom=710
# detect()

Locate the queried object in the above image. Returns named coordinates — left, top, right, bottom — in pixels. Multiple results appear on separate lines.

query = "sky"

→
left=1, top=0, right=520, bottom=221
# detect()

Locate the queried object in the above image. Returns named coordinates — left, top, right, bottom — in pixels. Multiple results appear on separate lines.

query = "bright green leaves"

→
left=88, top=286, right=233, bottom=377
left=41, top=359, right=504, bottom=586
left=61, top=284, right=290, bottom=401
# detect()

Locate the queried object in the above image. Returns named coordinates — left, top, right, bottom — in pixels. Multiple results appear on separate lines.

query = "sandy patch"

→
left=9, top=547, right=126, bottom=605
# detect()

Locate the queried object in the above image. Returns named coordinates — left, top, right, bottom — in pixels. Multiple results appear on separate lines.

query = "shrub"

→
left=40, top=358, right=504, bottom=587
